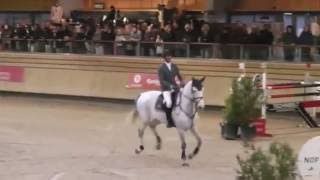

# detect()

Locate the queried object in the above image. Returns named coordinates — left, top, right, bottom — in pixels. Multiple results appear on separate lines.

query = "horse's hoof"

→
left=182, top=162, right=190, bottom=167
left=188, top=154, right=193, bottom=160
left=135, top=149, right=140, bottom=154
left=155, top=144, right=161, bottom=150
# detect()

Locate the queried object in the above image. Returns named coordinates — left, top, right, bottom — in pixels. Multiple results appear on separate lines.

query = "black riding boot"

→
left=165, top=107, right=175, bottom=128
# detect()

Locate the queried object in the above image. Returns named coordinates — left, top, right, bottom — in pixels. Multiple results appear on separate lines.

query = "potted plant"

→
left=221, top=76, right=262, bottom=140
left=236, top=142, right=297, bottom=180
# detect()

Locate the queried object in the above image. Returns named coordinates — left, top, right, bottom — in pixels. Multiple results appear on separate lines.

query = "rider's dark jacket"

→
left=158, top=63, right=183, bottom=91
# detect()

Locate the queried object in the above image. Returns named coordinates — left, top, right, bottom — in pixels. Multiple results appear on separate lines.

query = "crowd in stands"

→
left=0, top=5, right=317, bottom=62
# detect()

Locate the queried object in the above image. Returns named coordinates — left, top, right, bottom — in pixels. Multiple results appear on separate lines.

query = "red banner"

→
left=0, top=66, right=24, bottom=82
left=127, top=73, right=160, bottom=90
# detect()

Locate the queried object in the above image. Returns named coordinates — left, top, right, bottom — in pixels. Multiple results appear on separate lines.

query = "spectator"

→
left=101, top=25, right=115, bottom=55
left=258, top=24, right=274, bottom=60
left=51, top=0, right=64, bottom=25
left=280, top=25, right=297, bottom=61
left=219, top=26, right=232, bottom=59
left=128, top=25, right=142, bottom=56
left=246, top=26, right=260, bottom=60
left=114, top=26, right=126, bottom=55
left=73, top=25, right=86, bottom=54
left=107, top=6, right=116, bottom=22
left=30, top=24, right=46, bottom=52
left=155, top=34, right=164, bottom=56
left=160, top=24, right=174, bottom=53
left=298, top=26, right=314, bottom=62
left=1, top=24, right=11, bottom=50
left=84, top=24, right=96, bottom=53
left=229, top=23, right=247, bottom=59
left=198, top=23, right=213, bottom=58
left=143, top=24, right=157, bottom=56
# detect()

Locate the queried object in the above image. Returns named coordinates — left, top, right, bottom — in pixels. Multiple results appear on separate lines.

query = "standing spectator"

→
left=155, top=34, right=164, bottom=56
left=128, top=25, right=141, bottom=56
left=1, top=24, right=11, bottom=50
left=44, top=22, right=54, bottom=53
left=30, top=24, right=46, bottom=52
left=171, top=21, right=183, bottom=57
left=160, top=24, right=174, bottom=53
left=198, top=23, right=213, bottom=58
left=114, top=26, right=126, bottom=55
left=258, top=24, right=274, bottom=60
left=298, top=26, right=314, bottom=62
left=143, top=24, right=157, bottom=56
left=246, top=26, right=260, bottom=60
left=229, top=23, right=247, bottom=59
left=93, top=24, right=103, bottom=55
left=73, top=25, right=86, bottom=54
left=107, top=6, right=116, bottom=22
left=101, top=25, right=115, bottom=55
left=54, top=25, right=68, bottom=53
left=51, top=0, right=63, bottom=25
left=84, top=24, right=96, bottom=53
left=280, top=25, right=297, bottom=61
left=218, top=26, right=232, bottom=59
left=180, top=23, right=195, bottom=57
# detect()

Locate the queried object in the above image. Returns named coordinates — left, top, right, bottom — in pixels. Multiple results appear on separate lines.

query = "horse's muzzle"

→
left=197, top=100, right=205, bottom=109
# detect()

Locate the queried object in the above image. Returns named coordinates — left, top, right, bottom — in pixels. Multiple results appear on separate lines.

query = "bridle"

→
left=177, top=85, right=204, bottom=120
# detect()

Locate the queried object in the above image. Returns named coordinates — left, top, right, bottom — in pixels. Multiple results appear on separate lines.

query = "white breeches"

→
left=163, top=91, right=172, bottom=108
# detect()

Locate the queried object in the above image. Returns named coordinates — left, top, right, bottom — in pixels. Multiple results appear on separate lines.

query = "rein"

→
left=176, top=88, right=203, bottom=120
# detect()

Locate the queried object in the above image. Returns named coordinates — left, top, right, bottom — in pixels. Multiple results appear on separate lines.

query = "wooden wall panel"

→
left=0, top=52, right=318, bottom=106
left=0, top=0, right=54, bottom=11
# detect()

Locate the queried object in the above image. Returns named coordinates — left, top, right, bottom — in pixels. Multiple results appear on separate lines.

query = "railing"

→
left=0, top=38, right=319, bottom=63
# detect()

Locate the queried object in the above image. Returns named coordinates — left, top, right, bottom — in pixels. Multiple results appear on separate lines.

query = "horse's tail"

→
left=126, top=109, right=139, bottom=124
left=126, top=94, right=140, bottom=124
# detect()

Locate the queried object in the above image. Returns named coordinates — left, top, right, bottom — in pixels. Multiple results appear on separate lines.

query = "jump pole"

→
left=255, top=62, right=272, bottom=137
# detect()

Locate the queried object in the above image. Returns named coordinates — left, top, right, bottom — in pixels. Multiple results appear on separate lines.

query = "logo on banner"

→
left=0, top=66, right=24, bottom=82
left=127, top=73, right=160, bottom=90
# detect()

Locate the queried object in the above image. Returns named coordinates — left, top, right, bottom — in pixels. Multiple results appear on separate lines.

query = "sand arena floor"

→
left=0, top=94, right=318, bottom=180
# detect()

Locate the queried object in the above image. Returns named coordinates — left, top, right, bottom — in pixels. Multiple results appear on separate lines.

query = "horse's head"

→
left=191, top=76, right=206, bottom=109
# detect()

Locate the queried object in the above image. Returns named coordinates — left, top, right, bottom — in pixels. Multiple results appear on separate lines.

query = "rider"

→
left=158, top=50, right=184, bottom=128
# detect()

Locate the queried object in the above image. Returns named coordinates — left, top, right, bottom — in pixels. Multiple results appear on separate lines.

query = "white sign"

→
left=239, top=63, right=245, bottom=70
left=298, top=136, right=320, bottom=180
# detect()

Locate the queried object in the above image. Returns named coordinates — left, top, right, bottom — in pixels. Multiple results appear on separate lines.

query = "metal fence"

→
left=0, top=38, right=319, bottom=63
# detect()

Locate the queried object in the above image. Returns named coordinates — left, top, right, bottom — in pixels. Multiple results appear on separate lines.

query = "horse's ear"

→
left=200, top=76, right=206, bottom=82
left=192, top=77, right=196, bottom=81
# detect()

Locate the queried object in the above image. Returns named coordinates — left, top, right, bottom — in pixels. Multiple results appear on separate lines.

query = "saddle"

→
left=155, top=91, right=178, bottom=111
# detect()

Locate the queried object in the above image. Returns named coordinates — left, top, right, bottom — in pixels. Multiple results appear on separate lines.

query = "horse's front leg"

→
left=188, top=127, right=202, bottom=160
left=178, top=130, right=188, bottom=166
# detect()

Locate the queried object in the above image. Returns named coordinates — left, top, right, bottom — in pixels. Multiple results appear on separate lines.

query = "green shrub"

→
left=237, top=142, right=297, bottom=180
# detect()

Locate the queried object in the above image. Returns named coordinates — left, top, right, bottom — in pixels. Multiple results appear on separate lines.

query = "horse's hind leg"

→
left=188, top=127, right=202, bottom=160
left=135, top=123, right=147, bottom=154
left=150, top=125, right=162, bottom=150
